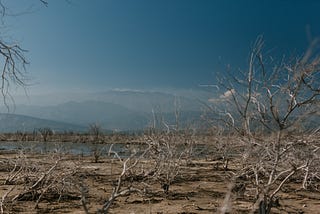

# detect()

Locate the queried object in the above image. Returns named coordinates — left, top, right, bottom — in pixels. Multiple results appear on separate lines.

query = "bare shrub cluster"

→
left=0, top=151, right=81, bottom=213
left=144, top=132, right=195, bottom=194
left=88, top=131, right=195, bottom=213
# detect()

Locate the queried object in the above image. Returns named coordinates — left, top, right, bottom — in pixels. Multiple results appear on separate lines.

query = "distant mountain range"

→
left=0, top=90, right=210, bottom=132
left=0, top=113, right=86, bottom=133
left=13, top=101, right=150, bottom=131
left=3, top=89, right=317, bottom=133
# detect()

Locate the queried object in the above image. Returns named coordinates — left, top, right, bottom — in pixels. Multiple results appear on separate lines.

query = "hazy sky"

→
left=4, top=0, right=320, bottom=94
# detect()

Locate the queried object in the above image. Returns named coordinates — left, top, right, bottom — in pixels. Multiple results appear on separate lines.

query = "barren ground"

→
left=0, top=144, right=319, bottom=214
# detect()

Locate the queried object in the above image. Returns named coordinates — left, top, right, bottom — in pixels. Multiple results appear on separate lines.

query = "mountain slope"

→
left=1, top=90, right=208, bottom=131
left=90, top=90, right=204, bottom=113
left=11, top=101, right=150, bottom=131
left=0, top=113, right=86, bottom=133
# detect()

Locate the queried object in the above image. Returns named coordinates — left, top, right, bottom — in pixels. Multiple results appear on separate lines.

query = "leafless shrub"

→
left=145, top=132, right=195, bottom=194
left=211, top=135, right=242, bottom=171
left=89, top=123, right=103, bottom=143
left=208, top=36, right=320, bottom=214
left=38, top=127, right=54, bottom=142
left=0, top=151, right=80, bottom=213
left=91, top=146, right=107, bottom=163
left=290, top=140, right=320, bottom=190
left=92, top=147, right=102, bottom=163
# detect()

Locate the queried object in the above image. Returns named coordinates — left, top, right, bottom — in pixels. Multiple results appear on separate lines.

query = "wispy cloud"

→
left=220, top=89, right=235, bottom=99
left=111, top=88, right=146, bottom=93
left=208, top=89, right=235, bottom=103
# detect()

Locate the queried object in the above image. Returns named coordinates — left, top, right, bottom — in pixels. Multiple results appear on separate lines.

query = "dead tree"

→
left=38, top=127, right=54, bottom=142
left=89, top=123, right=103, bottom=142
left=211, top=36, right=320, bottom=214
left=0, top=1, right=49, bottom=106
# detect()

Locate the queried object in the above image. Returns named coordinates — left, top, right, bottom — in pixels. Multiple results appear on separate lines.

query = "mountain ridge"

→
left=0, top=90, right=209, bottom=132
left=0, top=113, right=86, bottom=133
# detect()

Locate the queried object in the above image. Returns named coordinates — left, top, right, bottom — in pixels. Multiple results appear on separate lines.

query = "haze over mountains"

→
left=0, top=89, right=213, bottom=133
left=0, top=114, right=86, bottom=133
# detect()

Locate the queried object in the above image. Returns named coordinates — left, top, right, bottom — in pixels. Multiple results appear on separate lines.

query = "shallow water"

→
left=0, top=141, right=213, bottom=158
left=0, top=141, right=128, bottom=156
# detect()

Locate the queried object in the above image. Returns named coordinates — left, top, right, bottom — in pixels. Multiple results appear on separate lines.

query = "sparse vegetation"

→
left=0, top=0, right=319, bottom=213
left=0, top=6, right=319, bottom=210
left=0, top=129, right=319, bottom=213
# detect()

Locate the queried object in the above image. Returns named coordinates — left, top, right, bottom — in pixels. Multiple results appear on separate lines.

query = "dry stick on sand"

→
left=95, top=144, right=151, bottom=214
left=0, top=186, right=15, bottom=214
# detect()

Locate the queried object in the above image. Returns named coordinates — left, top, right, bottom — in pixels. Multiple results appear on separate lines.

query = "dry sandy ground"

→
left=0, top=150, right=319, bottom=214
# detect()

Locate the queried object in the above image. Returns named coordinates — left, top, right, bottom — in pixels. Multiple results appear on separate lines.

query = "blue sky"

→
left=4, top=0, right=320, bottom=94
